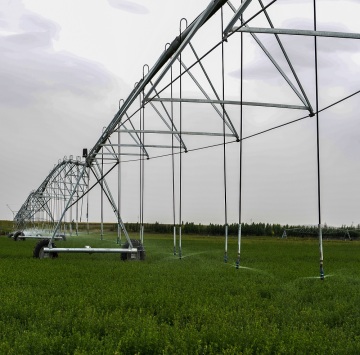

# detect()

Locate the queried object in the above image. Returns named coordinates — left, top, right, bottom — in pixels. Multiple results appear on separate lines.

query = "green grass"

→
left=0, top=233, right=359, bottom=354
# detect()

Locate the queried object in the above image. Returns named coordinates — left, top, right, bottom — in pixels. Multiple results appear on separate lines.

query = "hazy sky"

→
left=1, top=0, right=359, bottom=227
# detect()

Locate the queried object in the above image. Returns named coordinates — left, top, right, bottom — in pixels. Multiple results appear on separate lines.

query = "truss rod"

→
left=50, top=165, right=86, bottom=243
left=101, top=143, right=182, bottom=149
left=223, top=0, right=252, bottom=37
left=91, top=153, right=148, bottom=158
left=87, top=152, right=143, bottom=164
left=102, top=140, right=118, bottom=160
left=227, top=0, right=314, bottom=113
left=117, top=129, right=236, bottom=137
left=148, top=97, right=308, bottom=110
left=123, top=120, right=149, bottom=159
left=67, top=162, right=118, bottom=212
left=88, top=0, right=227, bottom=164
left=257, top=0, right=314, bottom=113
left=93, top=152, right=146, bottom=157
left=92, top=161, right=133, bottom=247
left=148, top=81, right=187, bottom=150
left=143, top=0, right=228, bottom=102
left=176, top=57, right=239, bottom=139
left=243, top=24, right=310, bottom=109
left=148, top=101, right=187, bottom=150
left=25, top=198, right=53, bottom=223
left=233, top=27, right=360, bottom=39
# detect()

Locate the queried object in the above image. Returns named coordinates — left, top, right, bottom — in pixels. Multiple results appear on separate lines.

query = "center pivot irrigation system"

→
left=11, top=0, right=359, bottom=277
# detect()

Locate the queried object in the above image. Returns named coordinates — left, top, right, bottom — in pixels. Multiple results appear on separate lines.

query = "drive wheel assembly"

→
left=33, top=239, right=59, bottom=259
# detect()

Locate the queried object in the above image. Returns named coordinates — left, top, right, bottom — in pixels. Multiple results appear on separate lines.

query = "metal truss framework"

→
left=14, top=0, right=359, bottom=273
left=14, top=155, right=134, bottom=247
left=14, top=157, right=88, bottom=234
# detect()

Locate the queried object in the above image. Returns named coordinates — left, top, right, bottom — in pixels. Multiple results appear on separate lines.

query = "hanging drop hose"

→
left=313, top=0, right=324, bottom=281
left=221, top=8, right=228, bottom=264
left=236, top=19, right=244, bottom=270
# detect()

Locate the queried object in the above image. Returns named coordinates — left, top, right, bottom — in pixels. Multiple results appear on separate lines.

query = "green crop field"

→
left=0, top=233, right=359, bottom=354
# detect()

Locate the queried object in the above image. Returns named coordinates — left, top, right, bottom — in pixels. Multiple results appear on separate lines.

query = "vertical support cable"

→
left=117, top=99, right=123, bottom=245
left=54, top=180, right=57, bottom=235
left=75, top=166, right=79, bottom=236
left=56, top=173, right=59, bottom=230
left=62, top=168, right=66, bottom=235
left=69, top=167, right=73, bottom=237
left=59, top=170, right=62, bottom=235
left=61, top=170, right=64, bottom=235
left=86, top=166, right=90, bottom=235
left=313, top=0, right=324, bottom=280
left=236, top=12, right=244, bottom=270
left=141, top=65, right=148, bottom=245
left=80, top=178, right=84, bottom=225
left=53, top=178, right=56, bottom=235
left=48, top=188, right=51, bottom=233
left=59, top=173, right=62, bottom=235
left=167, top=42, right=177, bottom=256
left=54, top=179, right=57, bottom=234
left=221, top=7, right=228, bottom=263
left=55, top=175, right=58, bottom=235
left=100, top=134, right=104, bottom=240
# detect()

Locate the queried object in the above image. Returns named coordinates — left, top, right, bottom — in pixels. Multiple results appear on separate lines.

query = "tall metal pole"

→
left=221, top=8, right=228, bottom=263
left=314, top=0, right=324, bottom=280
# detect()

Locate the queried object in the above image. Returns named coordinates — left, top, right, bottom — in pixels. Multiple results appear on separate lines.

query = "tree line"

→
left=2, top=220, right=359, bottom=239
left=122, top=221, right=360, bottom=239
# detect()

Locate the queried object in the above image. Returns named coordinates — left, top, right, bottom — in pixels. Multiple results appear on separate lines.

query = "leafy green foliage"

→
left=0, top=234, right=359, bottom=354
left=0, top=220, right=13, bottom=235
left=78, top=221, right=359, bottom=239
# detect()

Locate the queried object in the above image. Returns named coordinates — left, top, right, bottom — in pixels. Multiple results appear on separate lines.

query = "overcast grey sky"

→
left=1, top=0, right=359, bottom=227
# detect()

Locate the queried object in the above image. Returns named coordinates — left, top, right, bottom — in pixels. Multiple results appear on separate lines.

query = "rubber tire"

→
left=121, top=239, right=145, bottom=261
left=13, top=231, right=25, bottom=241
left=33, top=239, right=58, bottom=259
